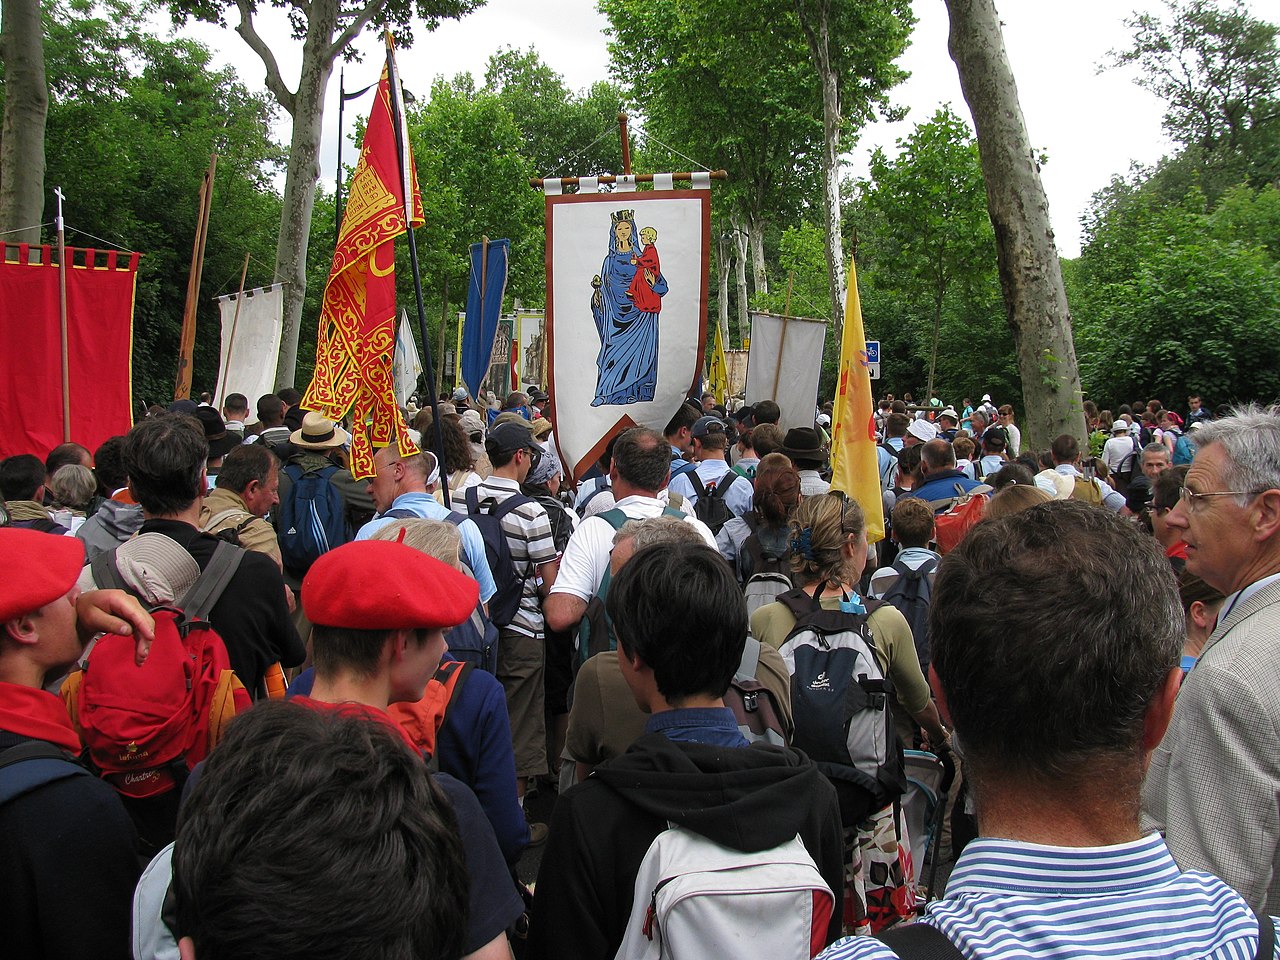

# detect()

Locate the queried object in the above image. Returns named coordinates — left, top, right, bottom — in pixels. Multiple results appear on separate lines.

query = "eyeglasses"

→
left=1178, top=486, right=1270, bottom=511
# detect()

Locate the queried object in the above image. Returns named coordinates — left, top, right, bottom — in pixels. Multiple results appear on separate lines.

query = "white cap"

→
left=906, top=419, right=938, bottom=443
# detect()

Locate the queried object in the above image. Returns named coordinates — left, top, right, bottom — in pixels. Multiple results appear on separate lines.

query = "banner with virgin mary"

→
left=543, top=185, right=710, bottom=480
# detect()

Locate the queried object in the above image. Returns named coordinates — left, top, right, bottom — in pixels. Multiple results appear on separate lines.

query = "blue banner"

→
left=461, top=238, right=510, bottom=401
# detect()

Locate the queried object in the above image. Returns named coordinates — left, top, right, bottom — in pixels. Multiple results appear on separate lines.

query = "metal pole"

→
left=55, top=188, right=70, bottom=442
left=386, top=33, right=450, bottom=506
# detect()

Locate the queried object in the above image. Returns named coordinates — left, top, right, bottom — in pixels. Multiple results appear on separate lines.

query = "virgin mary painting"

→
left=589, top=209, right=667, bottom=406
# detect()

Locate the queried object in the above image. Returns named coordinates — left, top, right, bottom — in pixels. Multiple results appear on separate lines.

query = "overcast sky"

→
left=172, top=0, right=1272, bottom=259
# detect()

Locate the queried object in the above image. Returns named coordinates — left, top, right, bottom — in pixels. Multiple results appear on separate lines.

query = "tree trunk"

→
left=944, top=0, right=1086, bottom=448
left=748, top=210, right=769, bottom=298
left=717, top=230, right=733, bottom=343
left=794, top=0, right=847, bottom=335
left=272, top=0, right=339, bottom=389
left=732, top=221, right=749, bottom=340
left=0, top=0, right=47, bottom=245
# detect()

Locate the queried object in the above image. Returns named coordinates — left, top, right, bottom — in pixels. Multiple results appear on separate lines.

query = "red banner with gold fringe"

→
left=0, top=243, right=138, bottom=459
left=302, top=59, right=423, bottom=479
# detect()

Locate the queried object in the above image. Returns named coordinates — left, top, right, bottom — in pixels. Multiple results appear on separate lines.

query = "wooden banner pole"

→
left=618, top=113, right=632, bottom=176
left=175, top=153, right=217, bottom=400
left=529, top=170, right=727, bottom=189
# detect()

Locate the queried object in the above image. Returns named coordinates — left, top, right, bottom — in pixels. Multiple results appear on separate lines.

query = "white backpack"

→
left=614, top=823, right=834, bottom=960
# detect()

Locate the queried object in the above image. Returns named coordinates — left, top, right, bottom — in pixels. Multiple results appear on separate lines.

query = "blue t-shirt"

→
left=644, top=706, right=750, bottom=748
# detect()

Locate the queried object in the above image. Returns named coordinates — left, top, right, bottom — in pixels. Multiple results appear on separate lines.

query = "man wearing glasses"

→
left=1143, top=405, right=1280, bottom=913
left=463, top=420, right=562, bottom=812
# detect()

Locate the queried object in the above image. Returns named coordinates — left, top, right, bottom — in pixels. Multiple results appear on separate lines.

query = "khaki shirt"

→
left=199, top=487, right=282, bottom=567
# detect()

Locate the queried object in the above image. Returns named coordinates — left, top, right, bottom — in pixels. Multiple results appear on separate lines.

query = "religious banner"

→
left=544, top=188, right=710, bottom=480
left=516, top=309, right=545, bottom=388
left=0, top=243, right=138, bottom=458
left=830, top=258, right=884, bottom=544
left=745, top=311, right=827, bottom=431
left=707, top=322, right=729, bottom=405
left=461, top=238, right=510, bottom=401
left=725, top=348, right=749, bottom=399
left=302, top=54, right=422, bottom=479
left=392, top=310, right=422, bottom=407
left=213, top=283, right=283, bottom=409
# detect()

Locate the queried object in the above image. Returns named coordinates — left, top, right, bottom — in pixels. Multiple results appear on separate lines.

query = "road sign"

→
left=865, top=340, right=880, bottom=364
left=867, top=362, right=881, bottom=380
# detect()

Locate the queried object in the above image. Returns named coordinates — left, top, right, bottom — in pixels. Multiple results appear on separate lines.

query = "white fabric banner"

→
left=214, top=284, right=283, bottom=408
left=393, top=310, right=423, bottom=407
left=745, top=312, right=827, bottom=432
left=545, top=191, right=710, bottom=479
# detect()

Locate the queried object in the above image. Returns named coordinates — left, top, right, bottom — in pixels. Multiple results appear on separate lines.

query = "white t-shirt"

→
left=548, top=494, right=716, bottom=601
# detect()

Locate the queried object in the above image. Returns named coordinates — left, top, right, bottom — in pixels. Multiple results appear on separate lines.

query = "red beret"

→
left=301, top=540, right=479, bottom=630
left=0, top=528, right=85, bottom=622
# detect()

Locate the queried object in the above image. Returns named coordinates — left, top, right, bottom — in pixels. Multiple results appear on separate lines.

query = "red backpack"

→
left=62, top=541, right=251, bottom=800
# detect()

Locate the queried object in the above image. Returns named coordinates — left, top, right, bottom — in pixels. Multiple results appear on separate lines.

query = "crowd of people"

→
left=1, top=382, right=1277, bottom=960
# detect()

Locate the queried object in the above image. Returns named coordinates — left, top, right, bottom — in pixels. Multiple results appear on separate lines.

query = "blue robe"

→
left=590, top=220, right=667, bottom=406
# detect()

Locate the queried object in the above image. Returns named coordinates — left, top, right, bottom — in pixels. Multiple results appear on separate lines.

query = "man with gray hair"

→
left=1143, top=405, right=1280, bottom=913
left=822, top=499, right=1276, bottom=959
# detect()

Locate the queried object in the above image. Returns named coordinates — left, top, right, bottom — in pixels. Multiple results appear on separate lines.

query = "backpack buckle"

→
left=742, top=691, right=758, bottom=713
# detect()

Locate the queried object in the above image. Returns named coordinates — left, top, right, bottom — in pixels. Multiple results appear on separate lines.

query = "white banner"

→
left=745, top=312, right=827, bottom=432
left=214, top=284, right=283, bottom=408
left=393, top=310, right=423, bottom=407
left=545, top=191, right=710, bottom=479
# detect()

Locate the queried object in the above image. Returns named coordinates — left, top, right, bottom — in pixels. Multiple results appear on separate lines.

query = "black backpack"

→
left=689, top=471, right=739, bottom=535
left=740, top=513, right=794, bottom=615
left=463, top=486, right=534, bottom=628
left=880, top=557, right=939, bottom=673
left=778, top=586, right=905, bottom=825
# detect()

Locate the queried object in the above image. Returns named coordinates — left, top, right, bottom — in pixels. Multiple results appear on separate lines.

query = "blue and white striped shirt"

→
left=818, top=833, right=1276, bottom=960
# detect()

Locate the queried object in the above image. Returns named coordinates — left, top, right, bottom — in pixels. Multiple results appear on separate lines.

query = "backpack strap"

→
left=735, top=636, right=761, bottom=682
left=489, top=492, right=532, bottom=521
left=598, top=508, right=630, bottom=531
left=178, top=541, right=246, bottom=623
left=1254, top=908, right=1275, bottom=960
left=90, top=548, right=132, bottom=594
left=444, top=511, right=466, bottom=527
left=203, top=507, right=252, bottom=532
left=715, top=472, right=738, bottom=498
left=874, top=923, right=966, bottom=959
left=0, top=740, right=88, bottom=807
left=689, top=473, right=708, bottom=499
left=465, top=485, right=481, bottom=514
left=380, top=507, right=420, bottom=520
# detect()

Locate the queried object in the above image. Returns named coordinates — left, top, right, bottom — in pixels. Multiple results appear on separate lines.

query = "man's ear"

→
left=3, top=614, right=39, bottom=648
left=928, top=664, right=952, bottom=727
left=1141, top=666, right=1184, bottom=758
left=1252, top=489, right=1280, bottom=543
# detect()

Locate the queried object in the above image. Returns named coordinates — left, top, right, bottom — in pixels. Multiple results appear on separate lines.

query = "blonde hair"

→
left=789, top=493, right=864, bottom=588
left=370, top=519, right=464, bottom=571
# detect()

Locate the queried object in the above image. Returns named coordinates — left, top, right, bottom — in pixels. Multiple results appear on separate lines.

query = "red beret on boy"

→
left=0, top=528, right=85, bottom=622
left=302, top=539, right=479, bottom=631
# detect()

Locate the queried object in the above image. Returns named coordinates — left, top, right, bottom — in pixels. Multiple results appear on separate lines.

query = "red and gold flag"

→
left=302, top=54, right=422, bottom=479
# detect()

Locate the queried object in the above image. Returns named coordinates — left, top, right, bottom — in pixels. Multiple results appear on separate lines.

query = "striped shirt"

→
left=817, top=833, right=1277, bottom=960
left=453, top=476, right=557, bottom=638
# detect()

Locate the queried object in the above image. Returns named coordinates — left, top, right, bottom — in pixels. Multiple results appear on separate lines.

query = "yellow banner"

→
left=708, top=322, right=729, bottom=405
left=829, top=258, right=885, bottom=544
left=303, top=61, right=422, bottom=479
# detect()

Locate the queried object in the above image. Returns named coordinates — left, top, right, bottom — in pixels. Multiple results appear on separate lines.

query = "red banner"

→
left=0, top=244, right=138, bottom=460
left=303, top=57, right=423, bottom=479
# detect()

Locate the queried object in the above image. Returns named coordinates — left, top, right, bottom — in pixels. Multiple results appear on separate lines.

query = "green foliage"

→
left=1071, top=181, right=1280, bottom=406
left=1107, top=0, right=1279, bottom=190
left=16, top=0, right=285, bottom=405
left=851, top=107, right=1015, bottom=408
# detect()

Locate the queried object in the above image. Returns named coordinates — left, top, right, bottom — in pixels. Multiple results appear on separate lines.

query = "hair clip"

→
left=789, top=527, right=816, bottom=561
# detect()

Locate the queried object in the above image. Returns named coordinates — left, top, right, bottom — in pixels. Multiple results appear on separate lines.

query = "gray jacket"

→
left=1142, top=577, right=1280, bottom=911
left=75, top=499, right=144, bottom=563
